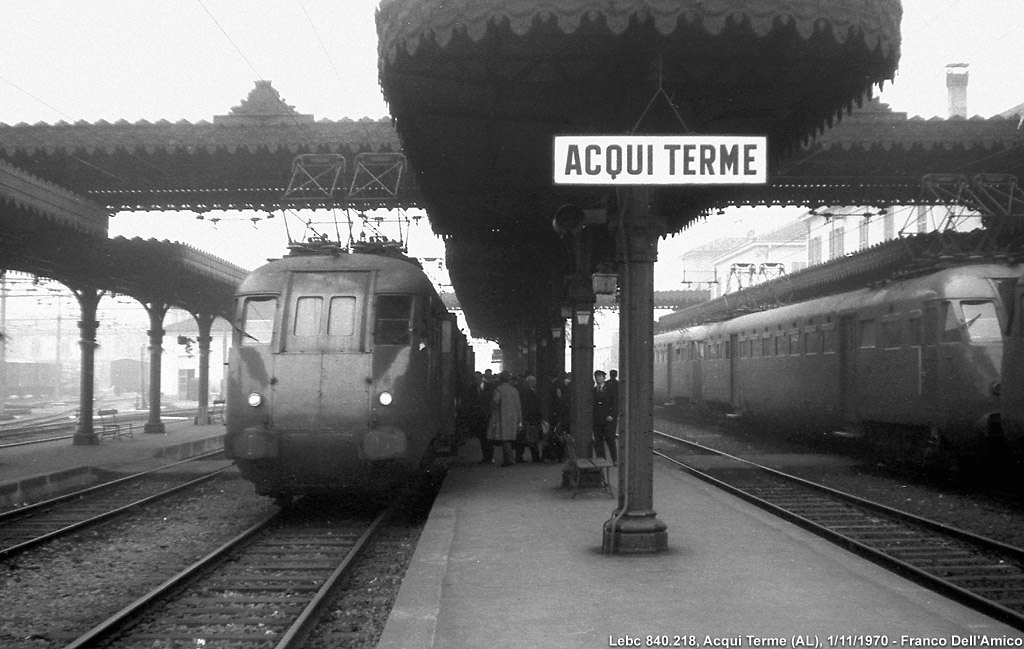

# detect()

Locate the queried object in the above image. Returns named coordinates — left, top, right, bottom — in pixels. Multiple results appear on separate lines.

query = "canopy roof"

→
left=377, top=0, right=902, bottom=338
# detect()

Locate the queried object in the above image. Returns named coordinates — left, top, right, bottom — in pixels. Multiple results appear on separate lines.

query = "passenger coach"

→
left=655, top=263, right=1021, bottom=466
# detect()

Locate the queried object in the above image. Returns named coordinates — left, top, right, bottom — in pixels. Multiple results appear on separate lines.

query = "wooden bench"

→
left=560, top=432, right=615, bottom=498
left=567, top=457, right=615, bottom=498
left=97, top=409, right=135, bottom=440
left=210, top=399, right=225, bottom=424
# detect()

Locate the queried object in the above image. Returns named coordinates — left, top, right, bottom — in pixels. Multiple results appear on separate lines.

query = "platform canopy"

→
left=377, top=0, right=902, bottom=339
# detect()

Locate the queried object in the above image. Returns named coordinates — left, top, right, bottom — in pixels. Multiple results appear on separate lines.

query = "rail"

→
left=0, top=452, right=230, bottom=560
left=654, top=429, right=1024, bottom=631
left=63, top=501, right=395, bottom=649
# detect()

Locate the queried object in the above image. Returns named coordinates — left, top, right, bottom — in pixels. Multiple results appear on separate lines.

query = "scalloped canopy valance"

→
left=378, top=0, right=901, bottom=65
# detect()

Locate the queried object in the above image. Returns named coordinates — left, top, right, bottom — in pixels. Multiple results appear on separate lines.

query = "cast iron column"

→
left=603, top=188, right=668, bottom=553
left=194, top=312, right=215, bottom=425
left=73, top=288, right=102, bottom=446
left=143, top=301, right=169, bottom=434
left=569, top=280, right=596, bottom=460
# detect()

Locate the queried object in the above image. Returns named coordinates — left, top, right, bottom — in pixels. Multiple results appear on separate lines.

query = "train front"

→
left=223, top=252, right=442, bottom=499
left=1002, top=270, right=1024, bottom=457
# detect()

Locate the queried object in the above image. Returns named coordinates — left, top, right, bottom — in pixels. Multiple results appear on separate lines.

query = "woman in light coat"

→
left=487, top=372, right=522, bottom=466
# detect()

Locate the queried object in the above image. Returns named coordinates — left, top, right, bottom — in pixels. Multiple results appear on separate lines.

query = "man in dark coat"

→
left=516, top=375, right=543, bottom=463
left=592, top=369, right=618, bottom=463
left=465, top=371, right=495, bottom=463
left=543, top=372, right=571, bottom=462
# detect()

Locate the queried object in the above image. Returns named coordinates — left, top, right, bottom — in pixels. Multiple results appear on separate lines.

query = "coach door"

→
left=838, top=315, right=858, bottom=425
left=920, top=302, right=940, bottom=415
left=729, top=333, right=739, bottom=408
left=664, top=342, right=674, bottom=403
left=274, top=271, right=373, bottom=431
left=692, top=340, right=704, bottom=403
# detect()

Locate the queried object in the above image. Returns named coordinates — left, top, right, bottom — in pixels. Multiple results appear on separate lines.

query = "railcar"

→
left=4, top=361, right=59, bottom=399
left=1001, top=268, right=1024, bottom=455
left=654, top=263, right=1022, bottom=466
left=224, top=245, right=471, bottom=500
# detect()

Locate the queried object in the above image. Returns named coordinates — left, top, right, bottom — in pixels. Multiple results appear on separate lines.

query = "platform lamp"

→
left=591, top=273, right=617, bottom=295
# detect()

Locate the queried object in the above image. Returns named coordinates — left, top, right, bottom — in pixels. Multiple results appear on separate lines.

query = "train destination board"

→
left=553, top=135, right=767, bottom=186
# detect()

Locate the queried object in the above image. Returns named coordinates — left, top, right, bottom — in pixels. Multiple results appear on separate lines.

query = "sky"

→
left=2, top=0, right=1023, bottom=288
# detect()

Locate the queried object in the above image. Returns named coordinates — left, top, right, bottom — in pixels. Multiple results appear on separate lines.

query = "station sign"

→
left=553, top=135, right=767, bottom=186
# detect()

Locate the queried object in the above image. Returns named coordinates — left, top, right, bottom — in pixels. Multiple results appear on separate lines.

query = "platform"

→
left=379, top=441, right=1024, bottom=649
left=0, top=417, right=226, bottom=507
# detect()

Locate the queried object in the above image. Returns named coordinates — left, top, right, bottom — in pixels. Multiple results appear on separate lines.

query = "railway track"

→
left=654, top=430, right=1024, bottom=631
left=0, top=408, right=202, bottom=448
left=64, top=500, right=392, bottom=649
left=0, top=451, right=230, bottom=560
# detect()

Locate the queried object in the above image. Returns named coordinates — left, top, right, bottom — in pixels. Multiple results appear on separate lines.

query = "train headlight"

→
left=378, top=391, right=393, bottom=406
left=247, top=392, right=263, bottom=407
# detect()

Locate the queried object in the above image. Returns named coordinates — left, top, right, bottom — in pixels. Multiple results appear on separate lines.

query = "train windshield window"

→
left=941, top=302, right=962, bottom=343
left=961, top=301, right=1001, bottom=343
left=240, top=297, right=276, bottom=346
left=328, top=296, right=357, bottom=336
left=293, top=297, right=323, bottom=336
left=375, top=295, right=412, bottom=345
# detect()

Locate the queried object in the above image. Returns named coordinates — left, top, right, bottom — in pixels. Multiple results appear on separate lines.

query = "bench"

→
left=560, top=432, right=615, bottom=498
left=567, top=458, right=615, bottom=498
left=97, top=409, right=135, bottom=440
left=211, top=398, right=225, bottom=424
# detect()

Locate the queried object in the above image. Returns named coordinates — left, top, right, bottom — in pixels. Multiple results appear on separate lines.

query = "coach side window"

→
left=239, top=296, right=276, bottom=346
left=907, top=314, right=922, bottom=346
left=882, top=317, right=903, bottom=349
left=822, top=326, right=837, bottom=354
left=375, top=295, right=413, bottom=345
left=859, top=320, right=876, bottom=349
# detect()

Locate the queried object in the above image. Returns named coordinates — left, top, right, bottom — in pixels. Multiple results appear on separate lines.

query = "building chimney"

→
left=946, top=63, right=969, bottom=118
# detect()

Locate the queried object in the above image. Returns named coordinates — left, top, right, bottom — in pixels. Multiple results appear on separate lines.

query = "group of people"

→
left=461, top=367, right=619, bottom=467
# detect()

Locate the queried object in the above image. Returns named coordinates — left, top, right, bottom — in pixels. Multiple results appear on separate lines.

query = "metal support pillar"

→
left=143, top=301, right=169, bottom=434
left=527, top=333, right=538, bottom=378
left=569, top=283, right=596, bottom=460
left=193, top=312, right=215, bottom=425
left=73, top=288, right=102, bottom=446
left=603, top=188, right=668, bottom=553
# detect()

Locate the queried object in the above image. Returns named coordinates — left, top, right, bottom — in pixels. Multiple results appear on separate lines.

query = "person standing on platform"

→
left=543, top=372, right=570, bottom=462
left=516, top=375, right=543, bottom=463
left=467, top=371, right=495, bottom=464
left=606, top=369, right=619, bottom=393
left=592, top=369, right=618, bottom=463
left=487, top=372, right=522, bottom=467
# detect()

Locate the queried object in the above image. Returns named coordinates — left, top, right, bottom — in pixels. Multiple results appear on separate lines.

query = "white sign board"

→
left=553, top=135, right=767, bottom=185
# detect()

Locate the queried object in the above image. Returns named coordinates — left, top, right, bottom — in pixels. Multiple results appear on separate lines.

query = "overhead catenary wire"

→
left=296, top=0, right=350, bottom=98
left=195, top=0, right=320, bottom=152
